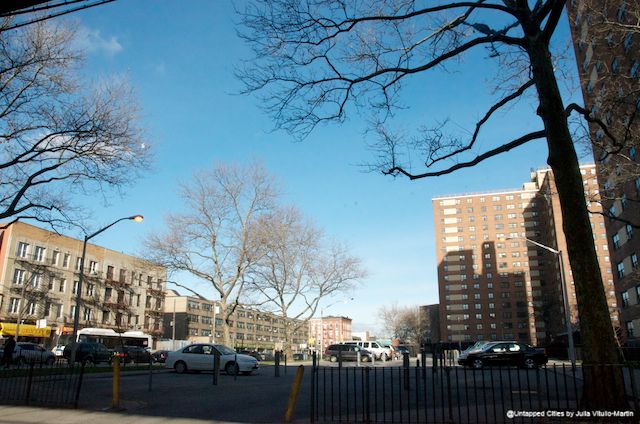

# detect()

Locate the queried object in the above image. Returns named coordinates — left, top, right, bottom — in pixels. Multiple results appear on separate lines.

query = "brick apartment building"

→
left=0, top=222, right=166, bottom=344
left=567, top=0, right=640, bottom=344
left=433, top=165, right=617, bottom=345
left=163, top=290, right=308, bottom=351
left=308, top=315, right=352, bottom=353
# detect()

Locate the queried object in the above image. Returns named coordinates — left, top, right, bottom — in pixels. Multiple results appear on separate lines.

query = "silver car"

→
left=165, top=343, right=259, bottom=375
left=13, top=342, right=56, bottom=365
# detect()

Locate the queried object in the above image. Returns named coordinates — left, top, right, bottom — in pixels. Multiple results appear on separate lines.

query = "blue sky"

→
left=58, top=0, right=585, bottom=334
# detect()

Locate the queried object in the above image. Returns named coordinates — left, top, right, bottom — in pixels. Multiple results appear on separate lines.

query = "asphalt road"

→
left=78, top=364, right=313, bottom=423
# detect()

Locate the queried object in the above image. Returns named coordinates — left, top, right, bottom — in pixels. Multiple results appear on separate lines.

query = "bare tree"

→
left=9, top=261, right=58, bottom=342
left=247, top=206, right=365, bottom=356
left=143, top=163, right=278, bottom=347
left=237, top=0, right=628, bottom=407
left=0, top=1, right=116, bottom=32
left=0, top=19, right=149, bottom=230
left=379, top=304, right=426, bottom=347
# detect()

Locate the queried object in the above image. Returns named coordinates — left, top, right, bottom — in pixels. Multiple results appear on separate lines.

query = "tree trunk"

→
left=219, top=301, right=232, bottom=347
left=527, top=36, right=626, bottom=409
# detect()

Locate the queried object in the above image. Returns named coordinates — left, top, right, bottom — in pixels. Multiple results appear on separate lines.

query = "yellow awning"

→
left=0, top=323, right=51, bottom=338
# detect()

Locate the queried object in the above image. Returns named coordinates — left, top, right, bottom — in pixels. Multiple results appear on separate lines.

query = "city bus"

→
left=53, top=328, right=153, bottom=356
left=76, top=328, right=152, bottom=349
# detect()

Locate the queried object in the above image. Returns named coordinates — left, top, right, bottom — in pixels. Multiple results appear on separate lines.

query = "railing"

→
left=309, top=354, right=640, bottom=423
left=0, top=358, right=85, bottom=408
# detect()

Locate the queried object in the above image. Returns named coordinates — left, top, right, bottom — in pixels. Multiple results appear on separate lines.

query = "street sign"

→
left=36, top=319, right=47, bottom=329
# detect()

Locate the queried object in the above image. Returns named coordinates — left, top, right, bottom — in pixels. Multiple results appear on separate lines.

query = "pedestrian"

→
left=2, top=335, right=16, bottom=368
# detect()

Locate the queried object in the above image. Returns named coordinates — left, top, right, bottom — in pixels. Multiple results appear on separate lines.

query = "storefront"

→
left=0, top=322, right=52, bottom=343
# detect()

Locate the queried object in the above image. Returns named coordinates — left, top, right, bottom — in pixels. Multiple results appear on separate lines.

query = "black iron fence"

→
left=0, top=359, right=85, bottom=408
left=309, top=355, right=640, bottom=423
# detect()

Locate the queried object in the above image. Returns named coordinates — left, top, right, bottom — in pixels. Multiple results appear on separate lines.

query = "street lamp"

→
left=71, top=215, right=144, bottom=344
left=503, top=236, right=576, bottom=367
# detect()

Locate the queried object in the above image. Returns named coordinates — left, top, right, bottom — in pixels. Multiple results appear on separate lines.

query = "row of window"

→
left=447, top=333, right=530, bottom=342
left=437, top=193, right=539, bottom=206
left=15, top=241, right=163, bottom=288
left=10, top=268, right=163, bottom=309
left=445, top=312, right=532, bottom=321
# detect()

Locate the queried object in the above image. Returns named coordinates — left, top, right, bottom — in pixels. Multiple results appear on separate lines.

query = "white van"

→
left=345, top=341, right=392, bottom=361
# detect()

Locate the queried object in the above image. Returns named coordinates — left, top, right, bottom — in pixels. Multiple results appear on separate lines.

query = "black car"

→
left=63, top=342, right=112, bottom=364
left=324, top=344, right=373, bottom=362
left=392, top=345, right=410, bottom=360
left=458, top=341, right=548, bottom=369
left=112, top=345, right=152, bottom=364
left=151, top=350, right=169, bottom=363
left=237, top=349, right=264, bottom=361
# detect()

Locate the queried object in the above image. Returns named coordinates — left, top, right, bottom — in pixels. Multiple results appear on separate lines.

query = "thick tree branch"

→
left=385, top=130, right=546, bottom=179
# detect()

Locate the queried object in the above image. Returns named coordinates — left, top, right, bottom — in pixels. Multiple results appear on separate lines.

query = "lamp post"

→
left=71, top=215, right=144, bottom=345
left=505, top=236, right=576, bottom=367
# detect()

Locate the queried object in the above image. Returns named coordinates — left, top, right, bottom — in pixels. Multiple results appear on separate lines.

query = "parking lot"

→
left=76, top=364, right=314, bottom=423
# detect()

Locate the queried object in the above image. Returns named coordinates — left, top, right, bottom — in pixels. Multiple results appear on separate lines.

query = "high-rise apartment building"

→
left=433, top=165, right=617, bottom=345
left=567, top=0, right=640, bottom=343
left=0, top=222, right=166, bottom=343
left=163, top=290, right=308, bottom=351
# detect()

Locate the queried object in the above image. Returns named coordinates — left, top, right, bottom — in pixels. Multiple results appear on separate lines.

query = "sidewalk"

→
left=0, top=406, right=310, bottom=424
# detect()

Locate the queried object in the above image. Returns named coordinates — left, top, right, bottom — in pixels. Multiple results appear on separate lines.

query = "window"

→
left=617, top=3, right=627, bottom=21
left=627, top=224, right=633, bottom=239
left=632, top=253, right=638, bottom=269
left=63, top=253, right=70, bottom=268
left=87, top=283, right=94, bottom=296
left=52, top=251, right=60, bottom=266
left=617, top=262, right=626, bottom=279
left=34, top=246, right=45, bottom=262
left=630, top=61, right=639, bottom=79
left=13, top=269, right=25, bottom=285
left=613, top=234, right=621, bottom=249
left=73, top=281, right=79, bottom=295
left=83, top=308, right=92, bottom=321
left=32, top=273, right=41, bottom=288
left=59, top=279, right=66, bottom=292
left=627, top=321, right=635, bottom=338
left=9, top=298, right=19, bottom=314
left=612, top=58, right=620, bottom=74
left=89, top=261, right=97, bottom=274
left=75, top=257, right=82, bottom=271
left=17, top=242, right=28, bottom=258
left=623, top=291, right=630, bottom=308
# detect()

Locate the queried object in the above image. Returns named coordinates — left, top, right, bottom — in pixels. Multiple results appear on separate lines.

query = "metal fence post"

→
left=403, top=352, right=410, bottom=391
left=310, top=352, right=316, bottom=423
left=148, top=357, right=153, bottom=392
left=74, top=361, right=86, bottom=409
left=213, top=352, right=220, bottom=385
left=24, top=362, right=34, bottom=405
left=275, top=351, right=280, bottom=377
left=284, top=353, right=287, bottom=375
left=445, top=366, right=453, bottom=423
left=357, top=350, right=361, bottom=367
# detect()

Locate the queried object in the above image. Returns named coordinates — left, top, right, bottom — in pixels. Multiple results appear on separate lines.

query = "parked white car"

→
left=344, top=341, right=392, bottom=361
left=165, top=344, right=259, bottom=375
